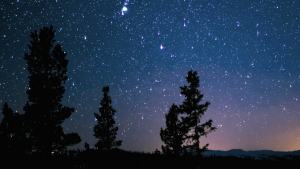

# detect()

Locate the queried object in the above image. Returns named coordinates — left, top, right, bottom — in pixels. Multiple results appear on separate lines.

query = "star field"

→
left=1, top=0, right=300, bottom=153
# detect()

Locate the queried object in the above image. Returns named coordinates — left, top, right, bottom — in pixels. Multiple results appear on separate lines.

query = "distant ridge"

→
left=160, top=148, right=300, bottom=160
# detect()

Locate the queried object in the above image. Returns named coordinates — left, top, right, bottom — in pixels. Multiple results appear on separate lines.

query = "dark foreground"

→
left=2, top=149, right=300, bottom=168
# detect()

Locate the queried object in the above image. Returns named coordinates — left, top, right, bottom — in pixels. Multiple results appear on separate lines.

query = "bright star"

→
left=160, top=44, right=164, bottom=50
left=122, top=6, right=127, bottom=12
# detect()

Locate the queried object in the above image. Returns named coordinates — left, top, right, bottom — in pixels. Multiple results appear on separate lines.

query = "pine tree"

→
left=84, top=142, right=90, bottom=150
left=93, top=86, right=122, bottom=152
left=179, top=70, right=217, bottom=168
left=154, top=148, right=161, bottom=155
left=23, top=25, right=81, bottom=156
left=0, top=103, right=15, bottom=155
left=160, top=103, right=189, bottom=156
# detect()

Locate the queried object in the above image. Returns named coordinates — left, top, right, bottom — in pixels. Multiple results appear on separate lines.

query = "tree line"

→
left=0, top=26, right=217, bottom=168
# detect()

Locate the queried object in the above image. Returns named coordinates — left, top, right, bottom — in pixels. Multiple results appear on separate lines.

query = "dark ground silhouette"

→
left=2, top=148, right=300, bottom=168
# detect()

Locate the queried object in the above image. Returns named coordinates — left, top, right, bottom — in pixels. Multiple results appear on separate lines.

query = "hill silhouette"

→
left=159, top=148, right=300, bottom=161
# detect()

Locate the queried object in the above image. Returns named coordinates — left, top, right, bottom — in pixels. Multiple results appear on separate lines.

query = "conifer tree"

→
left=93, top=86, right=122, bottom=151
left=0, top=103, right=15, bottom=155
left=179, top=70, right=217, bottom=168
left=84, top=142, right=90, bottom=150
left=23, top=25, right=81, bottom=156
left=154, top=148, right=161, bottom=155
left=160, top=103, right=189, bottom=156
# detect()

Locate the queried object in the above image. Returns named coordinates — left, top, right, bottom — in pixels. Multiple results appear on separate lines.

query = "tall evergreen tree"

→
left=23, top=25, right=81, bottom=156
left=179, top=70, right=217, bottom=168
left=160, top=103, right=189, bottom=156
left=84, top=142, right=90, bottom=150
left=93, top=86, right=122, bottom=151
left=0, top=103, right=15, bottom=155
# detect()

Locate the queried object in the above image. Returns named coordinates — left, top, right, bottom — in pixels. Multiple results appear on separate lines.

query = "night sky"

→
left=1, top=0, right=300, bottom=153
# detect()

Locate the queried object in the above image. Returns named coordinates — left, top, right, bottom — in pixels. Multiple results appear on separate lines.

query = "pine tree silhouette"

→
left=23, top=25, right=81, bottom=157
left=160, top=103, right=189, bottom=156
left=0, top=103, right=15, bottom=155
left=93, top=86, right=122, bottom=152
left=84, top=142, right=90, bottom=150
left=179, top=70, right=217, bottom=169
left=154, top=148, right=160, bottom=155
